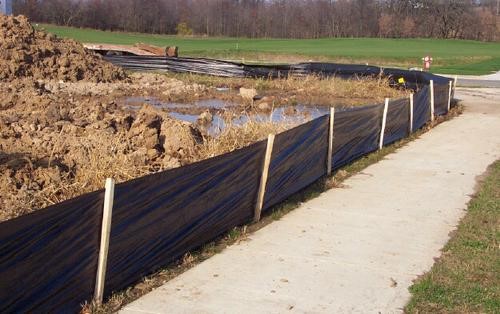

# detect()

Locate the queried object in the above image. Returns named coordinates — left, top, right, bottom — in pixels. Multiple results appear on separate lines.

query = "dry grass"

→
left=196, top=114, right=292, bottom=160
left=8, top=116, right=291, bottom=221
left=171, top=73, right=408, bottom=106
left=255, top=74, right=406, bottom=103
left=69, top=135, right=152, bottom=189
left=0, top=133, right=153, bottom=221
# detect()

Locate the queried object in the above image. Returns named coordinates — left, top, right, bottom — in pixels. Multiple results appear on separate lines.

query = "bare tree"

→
left=12, top=0, right=499, bottom=41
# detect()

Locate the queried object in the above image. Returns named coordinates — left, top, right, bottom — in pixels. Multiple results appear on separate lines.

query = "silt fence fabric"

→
left=413, top=86, right=431, bottom=131
left=0, top=191, right=104, bottom=313
left=434, top=84, right=449, bottom=116
left=103, top=141, right=266, bottom=296
left=263, top=116, right=329, bottom=210
left=383, top=98, right=410, bottom=146
left=332, top=104, right=384, bottom=170
left=105, top=56, right=453, bottom=90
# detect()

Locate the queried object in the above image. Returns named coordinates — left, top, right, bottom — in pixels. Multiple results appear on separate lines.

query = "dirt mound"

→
left=0, top=15, right=127, bottom=82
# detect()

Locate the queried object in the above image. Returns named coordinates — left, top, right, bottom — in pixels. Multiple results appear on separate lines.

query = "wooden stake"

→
left=430, top=80, right=435, bottom=122
left=453, top=75, right=458, bottom=92
left=409, top=93, right=414, bottom=133
left=379, top=98, right=389, bottom=150
left=254, top=134, right=275, bottom=222
left=94, top=178, right=115, bottom=305
left=327, top=107, right=335, bottom=176
left=447, top=80, right=452, bottom=112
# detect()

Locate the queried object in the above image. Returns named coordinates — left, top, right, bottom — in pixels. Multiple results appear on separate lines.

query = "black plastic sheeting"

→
left=384, top=98, right=410, bottom=146
left=0, top=190, right=104, bottom=313
left=104, top=56, right=452, bottom=90
left=105, top=56, right=247, bottom=77
left=434, top=84, right=450, bottom=116
left=103, top=141, right=266, bottom=297
left=413, top=86, right=431, bottom=131
left=263, top=116, right=329, bottom=210
left=332, top=104, right=384, bottom=170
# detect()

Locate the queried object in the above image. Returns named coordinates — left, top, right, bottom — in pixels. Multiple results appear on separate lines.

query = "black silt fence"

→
left=263, top=116, right=329, bottom=210
left=331, top=104, right=384, bottom=170
left=413, top=86, right=431, bottom=131
left=434, top=83, right=450, bottom=116
left=384, top=98, right=410, bottom=146
left=0, top=60, right=455, bottom=313
left=0, top=191, right=104, bottom=313
left=104, top=141, right=266, bottom=296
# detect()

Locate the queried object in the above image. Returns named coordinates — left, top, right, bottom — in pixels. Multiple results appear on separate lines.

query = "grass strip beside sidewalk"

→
left=406, top=160, right=500, bottom=313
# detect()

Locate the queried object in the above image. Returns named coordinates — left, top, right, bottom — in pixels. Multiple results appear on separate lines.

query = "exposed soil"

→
left=0, top=76, right=210, bottom=221
left=0, top=16, right=213, bottom=221
left=0, top=15, right=126, bottom=82
left=0, top=15, right=407, bottom=222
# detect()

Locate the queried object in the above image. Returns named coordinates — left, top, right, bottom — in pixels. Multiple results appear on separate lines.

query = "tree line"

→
left=14, top=0, right=500, bottom=41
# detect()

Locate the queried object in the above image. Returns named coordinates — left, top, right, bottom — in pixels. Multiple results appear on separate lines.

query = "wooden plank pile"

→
left=84, top=43, right=178, bottom=57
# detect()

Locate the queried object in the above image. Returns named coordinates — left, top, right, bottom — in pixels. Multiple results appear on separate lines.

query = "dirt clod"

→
left=239, top=87, right=257, bottom=100
left=0, top=15, right=127, bottom=83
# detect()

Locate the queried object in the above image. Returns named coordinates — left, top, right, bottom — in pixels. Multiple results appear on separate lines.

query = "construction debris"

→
left=84, top=43, right=179, bottom=57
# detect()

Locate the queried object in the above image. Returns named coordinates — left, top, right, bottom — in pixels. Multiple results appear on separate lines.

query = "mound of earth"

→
left=0, top=15, right=127, bottom=82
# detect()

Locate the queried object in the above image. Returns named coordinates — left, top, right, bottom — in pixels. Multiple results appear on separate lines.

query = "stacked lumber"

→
left=84, top=43, right=178, bottom=57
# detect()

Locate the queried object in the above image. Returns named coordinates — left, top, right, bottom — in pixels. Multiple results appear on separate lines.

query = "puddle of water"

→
left=125, top=96, right=238, bottom=110
left=123, top=96, right=330, bottom=136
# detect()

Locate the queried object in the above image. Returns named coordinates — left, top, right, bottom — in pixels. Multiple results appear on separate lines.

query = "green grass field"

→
left=39, top=24, right=500, bottom=75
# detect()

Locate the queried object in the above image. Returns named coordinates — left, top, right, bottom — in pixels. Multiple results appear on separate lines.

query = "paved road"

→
left=441, top=70, right=500, bottom=88
left=456, top=79, right=500, bottom=88
left=121, top=88, right=500, bottom=314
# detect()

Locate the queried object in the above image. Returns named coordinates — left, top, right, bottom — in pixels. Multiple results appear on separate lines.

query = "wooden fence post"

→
left=409, top=93, right=414, bottom=133
left=430, top=80, right=435, bottom=122
left=254, top=134, right=275, bottom=222
left=94, top=178, right=115, bottom=305
left=379, top=98, right=389, bottom=150
left=447, top=80, right=452, bottom=112
left=327, top=107, right=335, bottom=176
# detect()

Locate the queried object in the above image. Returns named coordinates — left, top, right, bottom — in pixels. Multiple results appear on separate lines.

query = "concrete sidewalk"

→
left=121, top=88, right=500, bottom=314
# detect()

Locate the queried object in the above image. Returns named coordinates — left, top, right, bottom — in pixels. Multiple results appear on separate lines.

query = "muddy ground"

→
left=0, top=73, right=216, bottom=221
left=0, top=70, right=293, bottom=221
left=1, top=72, right=407, bottom=222
left=0, top=15, right=407, bottom=222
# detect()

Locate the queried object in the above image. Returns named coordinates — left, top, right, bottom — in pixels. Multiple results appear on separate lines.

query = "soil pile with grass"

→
left=0, top=86, right=204, bottom=221
left=0, top=72, right=214, bottom=221
left=0, top=15, right=126, bottom=82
